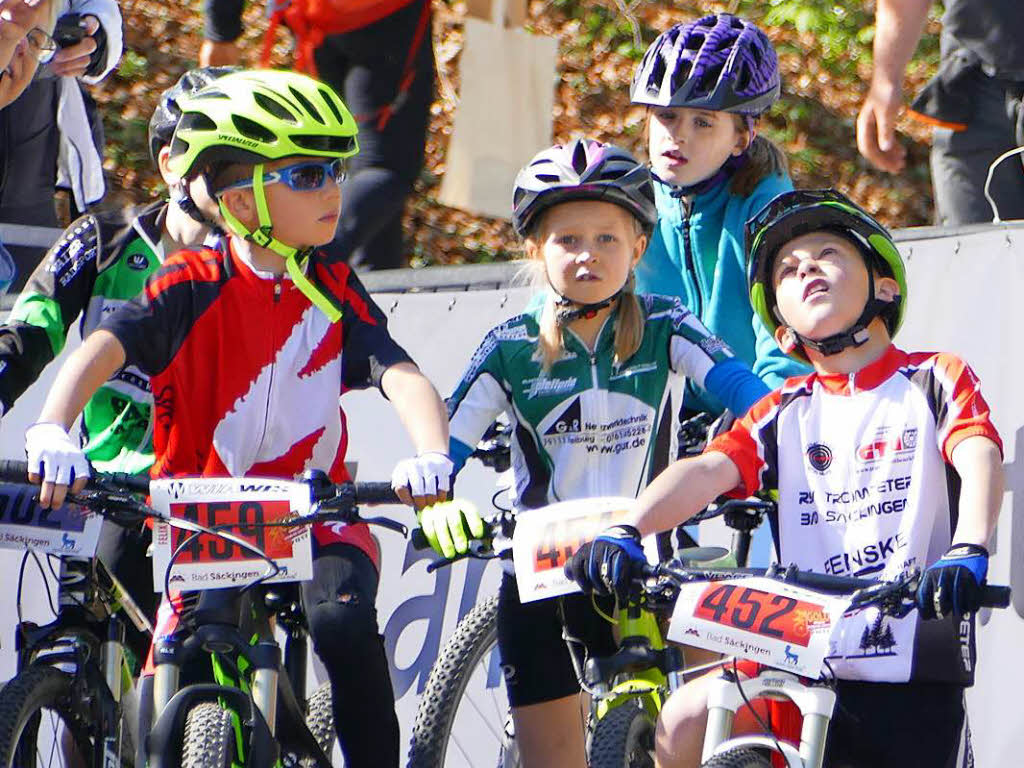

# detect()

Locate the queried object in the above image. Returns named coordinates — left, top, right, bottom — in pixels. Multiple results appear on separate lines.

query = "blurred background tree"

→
left=96, top=0, right=942, bottom=266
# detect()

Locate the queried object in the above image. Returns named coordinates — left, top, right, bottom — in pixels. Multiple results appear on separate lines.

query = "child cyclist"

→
left=631, top=14, right=807, bottom=416
left=418, top=138, right=770, bottom=768
left=0, top=65, right=231, bottom=659
left=568, top=189, right=1004, bottom=768
left=22, top=69, right=454, bottom=768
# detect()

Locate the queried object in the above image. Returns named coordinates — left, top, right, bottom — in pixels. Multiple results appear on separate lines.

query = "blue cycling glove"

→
left=565, top=525, right=646, bottom=603
left=917, top=543, right=989, bottom=620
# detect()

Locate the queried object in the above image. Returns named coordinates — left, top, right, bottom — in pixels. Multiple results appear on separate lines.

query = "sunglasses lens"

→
left=330, top=159, right=346, bottom=184
left=289, top=164, right=327, bottom=191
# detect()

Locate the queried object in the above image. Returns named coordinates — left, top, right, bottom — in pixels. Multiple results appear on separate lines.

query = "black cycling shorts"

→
left=496, top=572, right=618, bottom=708
left=824, top=679, right=968, bottom=768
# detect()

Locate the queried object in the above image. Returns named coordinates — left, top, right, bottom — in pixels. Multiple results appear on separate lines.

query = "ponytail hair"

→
left=730, top=131, right=789, bottom=197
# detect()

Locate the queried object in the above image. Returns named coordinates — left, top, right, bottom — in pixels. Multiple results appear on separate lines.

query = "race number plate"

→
left=511, top=497, right=658, bottom=603
left=668, top=576, right=852, bottom=677
left=151, top=477, right=313, bottom=591
left=0, top=482, right=101, bottom=557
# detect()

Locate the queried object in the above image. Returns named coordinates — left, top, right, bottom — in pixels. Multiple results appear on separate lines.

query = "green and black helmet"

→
left=168, top=68, right=359, bottom=179
left=745, top=189, right=907, bottom=357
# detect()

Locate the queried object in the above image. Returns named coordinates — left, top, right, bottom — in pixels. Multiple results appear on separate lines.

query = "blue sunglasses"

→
left=221, top=158, right=347, bottom=193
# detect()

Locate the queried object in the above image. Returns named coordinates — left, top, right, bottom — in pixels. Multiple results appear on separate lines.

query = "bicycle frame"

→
left=147, top=586, right=331, bottom=768
left=15, top=553, right=150, bottom=768
left=581, top=601, right=685, bottom=722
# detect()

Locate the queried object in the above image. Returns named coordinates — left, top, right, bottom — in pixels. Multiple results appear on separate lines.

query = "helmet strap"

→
left=172, top=181, right=214, bottom=227
left=217, top=164, right=343, bottom=323
left=543, top=262, right=625, bottom=326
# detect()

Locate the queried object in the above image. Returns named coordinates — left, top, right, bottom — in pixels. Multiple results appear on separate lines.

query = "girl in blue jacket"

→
left=632, top=14, right=807, bottom=414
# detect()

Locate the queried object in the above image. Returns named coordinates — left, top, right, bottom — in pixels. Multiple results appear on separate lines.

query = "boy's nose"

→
left=797, top=258, right=821, bottom=279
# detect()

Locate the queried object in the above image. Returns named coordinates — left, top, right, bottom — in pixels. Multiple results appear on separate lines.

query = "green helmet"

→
left=167, top=69, right=359, bottom=179
left=745, top=189, right=908, bottom=356
left=168, top=69, right=361, bottom=324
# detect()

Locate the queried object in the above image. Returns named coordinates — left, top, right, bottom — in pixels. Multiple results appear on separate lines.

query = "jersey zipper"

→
left=848, top=372, right=856, bottom=395
left=679, top=196, right=703, bottom=318
left=255, top=278, right=283, bottom=457
left=566, top=315, right=612, bottom=497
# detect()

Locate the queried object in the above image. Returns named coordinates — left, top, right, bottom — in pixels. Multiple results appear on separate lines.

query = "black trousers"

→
left=313, top=0, right=435, bottom=270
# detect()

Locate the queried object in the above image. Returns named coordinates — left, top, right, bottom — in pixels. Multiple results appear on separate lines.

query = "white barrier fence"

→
left=1, top=221, right=1023, bottom=764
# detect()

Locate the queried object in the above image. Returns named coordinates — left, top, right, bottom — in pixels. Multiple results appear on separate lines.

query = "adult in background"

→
left=0, top=0, right=60, bottom=293
left=856, top=0, right=1024, bottom=225
left=200, top=0, right=435, bottom=270
left=0, top=0, right=122, bottom=291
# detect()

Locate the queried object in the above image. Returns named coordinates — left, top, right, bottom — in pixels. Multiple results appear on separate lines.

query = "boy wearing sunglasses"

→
left=23, top=69, right=452, bottom=768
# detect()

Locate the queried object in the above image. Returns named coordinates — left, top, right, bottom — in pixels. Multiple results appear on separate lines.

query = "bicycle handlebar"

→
left=644, top=561, right=1011, bottom=613
left=0, top=460, right=405, bottom=532
left=0, top=458, right=151, bottom=494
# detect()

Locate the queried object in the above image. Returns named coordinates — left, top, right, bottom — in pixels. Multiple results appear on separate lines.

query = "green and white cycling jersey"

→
left=447, top=294, right=769, bottom=507
left=0, top=202, right=170, bottom=473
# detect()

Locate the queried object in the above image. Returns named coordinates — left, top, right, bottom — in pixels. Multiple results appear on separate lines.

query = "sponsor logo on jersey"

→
left=545, top=398, right=581, bottom=435
left=806, top=443, right=833, bottom=473
left=127, top=252, right=150, bottom=271
left=525, top=375, right=577, bottom=400
left=856, top=427, right=917, bottom=463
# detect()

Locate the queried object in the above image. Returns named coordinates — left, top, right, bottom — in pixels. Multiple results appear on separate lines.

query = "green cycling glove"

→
left=417, top=499, right=486, bottom=559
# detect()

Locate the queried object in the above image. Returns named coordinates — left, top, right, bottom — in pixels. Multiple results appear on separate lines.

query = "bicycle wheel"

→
left=589, top=701, right=656, bottom=768
left=700, top=747, right=774, bottom=768
left=0, top=666, right=99, bottom=768
left=181, top=702, right=234, bottom=768
left=304, top=681, right=336, bottom=757
left=407, top=595, right=518, bottom=768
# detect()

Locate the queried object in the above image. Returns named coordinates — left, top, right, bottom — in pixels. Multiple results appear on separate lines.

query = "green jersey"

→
left=447, top=294, right=766, bottom=508
left=0, top=203, right=169, bottom=473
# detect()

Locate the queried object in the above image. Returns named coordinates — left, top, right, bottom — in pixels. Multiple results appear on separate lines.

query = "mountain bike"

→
left=639, top=559, right=1012, bottom=768
left=140, top=469, right=404, bottom=768
left=0, top=460, right=154, bottom=768
left=405, top=495, right=774, bottom=768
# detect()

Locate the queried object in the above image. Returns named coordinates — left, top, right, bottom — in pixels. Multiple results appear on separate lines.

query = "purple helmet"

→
left=511, top=139, right=657, bottom=237
left=631, top=14, right=780, bottom=116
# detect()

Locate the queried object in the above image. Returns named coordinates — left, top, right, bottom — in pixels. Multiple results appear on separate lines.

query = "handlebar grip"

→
left=0, top=459, right=30, bottom=483
left=353, top=482, right=399, bottom=505
left=982, top=585, right=1011, bottom=608
left=0, top=459, right=151, bottom=494
left=411, top=528, right=430, bottom=551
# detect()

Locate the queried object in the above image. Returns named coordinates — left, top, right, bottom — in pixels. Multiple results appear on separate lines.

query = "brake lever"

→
left=360, top=515, right=408, bottom=536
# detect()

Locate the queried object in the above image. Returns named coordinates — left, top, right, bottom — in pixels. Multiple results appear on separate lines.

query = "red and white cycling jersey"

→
left=708, top=345, right=1001, bottom=684
left=100, top=239, right=412, bottom=567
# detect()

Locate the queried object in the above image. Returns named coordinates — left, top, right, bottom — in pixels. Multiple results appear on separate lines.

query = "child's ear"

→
left=733, top=125, right=756, bottom=156
left=523, top=237, right=540, bottom=261
left=631, top=232, right=648, bottom=267
left=156, top=146, right=178, bottom=186
left=219, top=188, right=256, bottom=227
left=774, top=324, right=799, bottom=354
left=875, top=276, right=900, bottom=303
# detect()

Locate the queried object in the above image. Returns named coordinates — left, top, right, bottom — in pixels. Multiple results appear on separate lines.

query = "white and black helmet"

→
left=511, top=139, right=657, bottom=237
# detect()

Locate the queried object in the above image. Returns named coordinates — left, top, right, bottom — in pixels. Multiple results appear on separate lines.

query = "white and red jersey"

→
left=708, top=345, right=1002, bottom=684
left=100, top=240, right=412, bottom=566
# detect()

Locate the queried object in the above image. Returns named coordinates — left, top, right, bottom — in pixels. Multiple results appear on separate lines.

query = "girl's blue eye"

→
left=556, top=235, right=576, bottom=245
left=695, top=117, right=712, bottom=128
left=597, top=233, right=616, bottom=243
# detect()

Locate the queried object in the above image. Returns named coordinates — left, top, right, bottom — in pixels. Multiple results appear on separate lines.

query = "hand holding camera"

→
left=49, top=13, right=100, bottom=78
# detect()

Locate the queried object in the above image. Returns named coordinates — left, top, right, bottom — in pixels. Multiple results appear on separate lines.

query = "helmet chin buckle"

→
left=250, top=226, right=274, bottom=248
left=553, top=293, right=620, bottom=325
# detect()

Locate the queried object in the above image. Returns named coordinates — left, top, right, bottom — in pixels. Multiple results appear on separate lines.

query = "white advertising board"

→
left=0, top=224, right=1023, bottom=765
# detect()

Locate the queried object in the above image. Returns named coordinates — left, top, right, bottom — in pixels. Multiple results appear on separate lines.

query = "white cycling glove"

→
left=391, top=452, right=454, bottom=499
left=25, top=423, right=90, bottom=486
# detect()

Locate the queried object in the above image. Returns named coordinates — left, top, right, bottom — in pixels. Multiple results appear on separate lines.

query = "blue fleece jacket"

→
left=635, top=172, right=809, bottom=414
